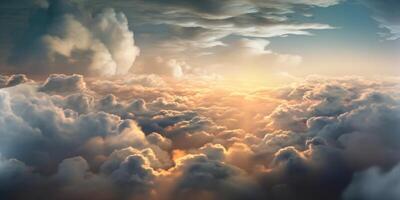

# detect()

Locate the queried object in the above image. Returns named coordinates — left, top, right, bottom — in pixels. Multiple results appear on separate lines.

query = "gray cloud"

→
left=121, top=0, right=337, bottom=54
left=39, top=74, right=87, bottom=93
left=344, top=163, right=400, bottom=200
left=169, top=154, right=262, bottom=200
left=0, top=74, right=30, bottom=88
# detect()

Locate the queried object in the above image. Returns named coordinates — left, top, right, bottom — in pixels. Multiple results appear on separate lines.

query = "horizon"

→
left=0, top=1, right=400, bottom=200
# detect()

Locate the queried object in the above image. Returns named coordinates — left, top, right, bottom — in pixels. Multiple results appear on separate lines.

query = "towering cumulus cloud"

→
left=0, top=73, right=400, bottom=200
left=8, top=0, right=139, bottom=76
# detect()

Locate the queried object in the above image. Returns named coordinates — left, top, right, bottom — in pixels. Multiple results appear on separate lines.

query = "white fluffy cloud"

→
left=1, top=73, right=400, bottom=200
left=8, top=0, right=139, bottom=76
left=134, top=57, right=189, bottom=78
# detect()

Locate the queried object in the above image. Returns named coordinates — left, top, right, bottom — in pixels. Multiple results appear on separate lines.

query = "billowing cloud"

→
left=344, top=163, right=400, bottom=200
left=134, top=57, right=189, bottom=78
left=39, top=74, right=87, bottom=93
left=0, top=0, right=399, bottom=198
left=0, top=74, right=30, bottom=88
left=7, top=0, right=139, bottom=76
left=0, top=73, right=399, bottom=199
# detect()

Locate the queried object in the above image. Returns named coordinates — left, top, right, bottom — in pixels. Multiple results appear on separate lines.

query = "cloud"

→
left=192, top=38, right=302, bottom=76
left=169, top=154, right=262, bottom=200
left=344, top=163, right=400, bottom=200
left=7, top=0, right=139, bottom=76
left=134, top=57, right=189, bottom=78
left=0, top=156, right=37, bottom=195
left=0, top=74, right=30, bottom=88
left=0, top=74, right=400, bottom=199
left=82, top=0, right=338, bottom=57
left=360, top=0, right=400, bottom=40
left=39, top=74, right=87, bottom=93
left=0, top=0, right=341, bottom=77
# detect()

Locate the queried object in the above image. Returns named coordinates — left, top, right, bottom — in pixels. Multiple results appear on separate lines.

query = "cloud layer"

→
left=1, top=73, right=400, bottom=199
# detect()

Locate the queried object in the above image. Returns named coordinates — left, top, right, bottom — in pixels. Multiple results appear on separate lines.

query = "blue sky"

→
left=268, top=0, right=399, bottom=76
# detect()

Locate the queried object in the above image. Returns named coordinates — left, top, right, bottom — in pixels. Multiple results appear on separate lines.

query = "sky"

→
left=1, top=1, right=400, bottom=200
left=0, top=0, right=399, bottom=82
